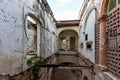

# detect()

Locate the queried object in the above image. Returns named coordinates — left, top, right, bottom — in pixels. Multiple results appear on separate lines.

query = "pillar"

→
left=99, top=15, right=107, bottom=67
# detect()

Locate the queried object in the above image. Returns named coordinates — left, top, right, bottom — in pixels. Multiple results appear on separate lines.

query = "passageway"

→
left=58, top=30, right=78, bottom=51
left=39, top=51, right=93, bottom=80
left=1, top=0, right=120, bottom=80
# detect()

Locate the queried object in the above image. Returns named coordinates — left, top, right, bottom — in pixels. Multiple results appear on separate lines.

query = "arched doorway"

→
left=58, top=30, right=78, bottom=51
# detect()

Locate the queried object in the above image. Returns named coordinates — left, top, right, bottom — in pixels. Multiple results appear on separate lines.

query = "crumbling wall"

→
left=0, top=0, right=24, bottom=75
left=0, top=0, right=58, bottom=75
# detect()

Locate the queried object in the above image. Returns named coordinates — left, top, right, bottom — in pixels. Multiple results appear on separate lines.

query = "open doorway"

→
left=58, top=30, right=78, bottom=51
left=70, top=37, right=75, bottom=51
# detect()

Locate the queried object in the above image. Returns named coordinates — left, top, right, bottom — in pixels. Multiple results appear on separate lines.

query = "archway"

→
left=84, top=7, right=95, bottom=32
left=101, top=0, right=109, bottom=15
left=58, top=30, right=78, bottom=51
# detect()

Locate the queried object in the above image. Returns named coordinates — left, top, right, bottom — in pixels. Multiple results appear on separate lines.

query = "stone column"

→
left=99, top=15, right=107, bottom=67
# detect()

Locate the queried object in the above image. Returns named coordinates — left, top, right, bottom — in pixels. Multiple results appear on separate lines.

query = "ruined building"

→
left=0, top=0, right=120, bottom=80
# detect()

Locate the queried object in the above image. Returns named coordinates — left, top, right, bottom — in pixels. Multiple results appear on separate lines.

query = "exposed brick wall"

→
left=95, top=20, right=100, bottom=64
left=106, top=6, right=120, bottom=77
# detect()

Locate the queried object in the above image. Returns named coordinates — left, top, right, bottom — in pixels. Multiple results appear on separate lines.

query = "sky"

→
left=47, top=0, right=84, bottom=20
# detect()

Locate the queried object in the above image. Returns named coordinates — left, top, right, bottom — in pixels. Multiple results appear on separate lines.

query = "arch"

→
left=58, top=29, right=79, bottom=36
left=27, top=13, right=42, bottom=24
left=59, top=29, right=79, bottom=37
left=58, top=30, right=79, bottom=51
left=101, top=0, right=109, bottom=15
left=83, top=7, right=96, bottom=32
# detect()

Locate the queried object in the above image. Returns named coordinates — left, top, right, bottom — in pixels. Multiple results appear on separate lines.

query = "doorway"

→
left=70, top=37, right=75, bottom=51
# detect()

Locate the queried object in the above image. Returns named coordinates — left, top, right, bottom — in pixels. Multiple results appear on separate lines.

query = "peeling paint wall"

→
left=0, top=0, right=58, bottom=75
left=0, top=0, right=24, bottom=75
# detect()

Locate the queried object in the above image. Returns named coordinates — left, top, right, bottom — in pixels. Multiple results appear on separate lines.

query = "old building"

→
left=79, top=0, right=120, bottom=79
left=0, top=0, right=120, bottom=80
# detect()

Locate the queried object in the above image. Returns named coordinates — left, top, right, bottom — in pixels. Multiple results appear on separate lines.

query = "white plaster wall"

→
left=0, top=0, right=25, bottom=75
left=0, top=0, right=58, bottom=75
left=79, top=10, right=95, bottom=63
left=94, top=0, right=104, bottom=18
left=43, top=11, right=58, bottom=58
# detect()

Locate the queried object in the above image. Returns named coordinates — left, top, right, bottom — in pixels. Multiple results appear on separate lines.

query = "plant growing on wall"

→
left=27, top=55, right=43, bottom=80
left=27, top=55, right=43, bottom=66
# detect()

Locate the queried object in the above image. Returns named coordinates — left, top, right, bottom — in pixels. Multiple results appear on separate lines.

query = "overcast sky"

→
left=47, top=0, right=84, bottom=20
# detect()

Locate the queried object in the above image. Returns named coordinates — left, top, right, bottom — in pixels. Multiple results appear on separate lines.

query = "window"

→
left=86, top=42, right=92, bottom=49
left=107, top=0, right=120, bottom=12
left=108, top=0, right=116, bottom=12
left=85, top=34, right=88, bottom=41
left=119, top=0, right=120, bottom=4
left=27, top=22, right=37, bottom=53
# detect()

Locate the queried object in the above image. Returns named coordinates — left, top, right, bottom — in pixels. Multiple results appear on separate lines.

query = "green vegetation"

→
left=27, top=55, right=43, bottom=80
left=27, top=55, right=43, bottom=66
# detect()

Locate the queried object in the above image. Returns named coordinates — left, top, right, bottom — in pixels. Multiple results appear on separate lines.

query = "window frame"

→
left=86, top=42, right=92, bottom=50
left=27, top=22, right=37, bottom=52
left=107, top=0, right=120, bottom=13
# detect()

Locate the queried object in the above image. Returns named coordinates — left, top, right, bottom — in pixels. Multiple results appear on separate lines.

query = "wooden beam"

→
left=38, top=64, right=93, bottom=69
